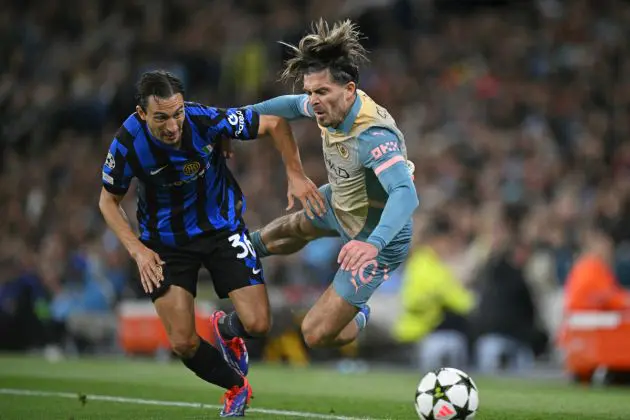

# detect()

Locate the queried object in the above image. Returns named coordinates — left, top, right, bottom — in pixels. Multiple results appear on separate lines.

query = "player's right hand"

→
left=131, top=245, right=165, bottom=294
left=286, top=172, right=326, bottom=219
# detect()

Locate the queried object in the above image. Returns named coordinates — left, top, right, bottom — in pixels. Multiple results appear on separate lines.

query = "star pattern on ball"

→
left=415, top=368, right=479, bottom=420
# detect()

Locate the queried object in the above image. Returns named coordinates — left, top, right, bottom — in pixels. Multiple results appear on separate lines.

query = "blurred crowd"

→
left=2, top=0, right=630, bottom=369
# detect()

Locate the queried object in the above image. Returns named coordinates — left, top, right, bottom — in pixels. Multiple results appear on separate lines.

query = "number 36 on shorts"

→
left=228, top=233, right=256, bottom=259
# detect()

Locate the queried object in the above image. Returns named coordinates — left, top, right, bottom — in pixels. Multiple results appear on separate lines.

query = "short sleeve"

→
left=102, top=138, right=134, bottom=195
left=358, top=127, right=407, bottom=176
left=187, top=103, right=260, bottom=141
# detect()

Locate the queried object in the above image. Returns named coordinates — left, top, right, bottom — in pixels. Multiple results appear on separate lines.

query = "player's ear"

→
left=345, top=81, right=356, bottom=97
left=136, top=105, right=147, bottom=120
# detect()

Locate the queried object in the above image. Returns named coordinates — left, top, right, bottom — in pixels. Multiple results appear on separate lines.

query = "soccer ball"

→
left=414, top=367, right=479, bottom=419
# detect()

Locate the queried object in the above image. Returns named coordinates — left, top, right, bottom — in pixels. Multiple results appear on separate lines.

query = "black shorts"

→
left=140, top=227, right=265, bottom=302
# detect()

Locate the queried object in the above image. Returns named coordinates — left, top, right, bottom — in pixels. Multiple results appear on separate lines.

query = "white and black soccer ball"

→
left=414, top=367, right=479, bottom=420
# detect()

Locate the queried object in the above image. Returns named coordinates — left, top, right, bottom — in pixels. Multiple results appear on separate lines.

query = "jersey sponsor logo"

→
left=105, top=152, right=115, bottom=169
left=162, top=161, right=211, bottom=187
left=336, top=143, right=350, bottom=159
left=252, top=268, right=261, bottom=275
left=370, top=141, right=400, bottom=159
left=228, top=110, right=245, bottom=136
left=183, top=161, right=201, bottom=176
left=324, top=155, right=349, bottom=180
left=102, top=172, right=114, bottom=185
left=150, top=164, right=169, bottom=175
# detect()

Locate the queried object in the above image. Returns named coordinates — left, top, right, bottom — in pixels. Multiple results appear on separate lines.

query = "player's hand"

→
left=286, top=171, right=326, bottom=219
left=338, top=240, right=379, bottom=271
left=218, top=136, right=234, bottom=159
left=130, top=245, right=165, bottom=294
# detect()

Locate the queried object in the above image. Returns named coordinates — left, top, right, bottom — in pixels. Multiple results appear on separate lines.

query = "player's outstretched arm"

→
left=338, top=128, right=420, bottom=270
left=362, top=130, right=419, bottom=251
left=249, top=94, right=315, bottom=121
left=191, top=103, right=323, bottom=215
left=257, top=115, right=325, bottom=217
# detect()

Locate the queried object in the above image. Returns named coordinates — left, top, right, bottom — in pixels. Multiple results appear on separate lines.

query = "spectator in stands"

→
left=0, top=256, right=48, bottom=351
left=394, top=215, right=474, bottom=371
left=2, top=0, right=630, bottom=364
left=471, top=207, right=545, bottom=373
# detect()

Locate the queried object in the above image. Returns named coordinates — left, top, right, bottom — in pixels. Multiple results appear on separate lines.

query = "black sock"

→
left=181, top=339, right=243, bottom=389
left=218, top=311, right=252, bottom=340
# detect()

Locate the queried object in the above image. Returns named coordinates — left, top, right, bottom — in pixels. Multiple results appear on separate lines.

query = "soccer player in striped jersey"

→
left=99, top=70, right=323, bottom=417
left=247, top=20, right=420, bottom=349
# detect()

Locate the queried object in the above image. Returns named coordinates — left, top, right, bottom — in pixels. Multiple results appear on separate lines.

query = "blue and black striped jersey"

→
left=101, top=102, right=259, bottom=246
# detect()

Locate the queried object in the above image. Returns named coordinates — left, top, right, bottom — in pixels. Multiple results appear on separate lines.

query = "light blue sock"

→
left=250, top=230, right=271, bottom=258
left=354, top=305, right=370, bottom=331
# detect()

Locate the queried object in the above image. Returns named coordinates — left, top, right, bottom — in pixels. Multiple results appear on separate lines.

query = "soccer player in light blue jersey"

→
left=247, top=19, right=420, bottom=349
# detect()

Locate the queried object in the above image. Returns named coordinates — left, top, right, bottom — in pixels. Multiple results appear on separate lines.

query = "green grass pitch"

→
left=0, top=354, right=628, bottom=419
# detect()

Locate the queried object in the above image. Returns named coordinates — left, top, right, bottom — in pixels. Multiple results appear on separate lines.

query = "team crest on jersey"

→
left=105, top=152, right=115, bottom=169
left=336, top=143, right=350, bottom=159
left=183, top=161, right=201, bottom=176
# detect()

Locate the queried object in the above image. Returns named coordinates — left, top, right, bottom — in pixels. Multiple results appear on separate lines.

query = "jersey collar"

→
left=327, top=93, right=362, bottom=136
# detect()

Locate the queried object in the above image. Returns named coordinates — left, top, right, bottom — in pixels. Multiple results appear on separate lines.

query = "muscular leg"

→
left=154, top=285, right=243, bottom=389
left=300, top=285, right=362, bottom=348
left=301, top=258, right=392, bottom=348
left=251, top=211, right=338, bottom=257
left=218, top=284, right=272, bottom=339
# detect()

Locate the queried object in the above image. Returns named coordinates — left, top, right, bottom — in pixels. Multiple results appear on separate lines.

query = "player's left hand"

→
left=338, top=240, right=379, bottom=271
left=286, top=172, right=326, bottom=218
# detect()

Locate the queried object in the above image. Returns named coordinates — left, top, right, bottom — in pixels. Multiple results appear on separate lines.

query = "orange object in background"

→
left=564, top=255, right=630, bottom=311
left=117, top=300, right=214, bottom=355
left=559, top=247, right=630, bottom=383
left=558, top=311, right=630, bottom=382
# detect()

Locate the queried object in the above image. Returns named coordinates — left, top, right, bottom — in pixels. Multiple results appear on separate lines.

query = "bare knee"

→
left=230, top=285, right=272, bottom=337
left=241, top=312, right=272, bottom=337
left=170, top=334, right=200, bottom=358
left=301, top=320, right=333, bottom=348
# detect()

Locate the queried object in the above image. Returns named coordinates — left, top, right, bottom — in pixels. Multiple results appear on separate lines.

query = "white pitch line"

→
left=0, top=388, right=379, bottom=420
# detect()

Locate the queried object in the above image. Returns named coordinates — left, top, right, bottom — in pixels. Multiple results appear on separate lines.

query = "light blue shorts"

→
left=308, top=184, right=411, bottom=307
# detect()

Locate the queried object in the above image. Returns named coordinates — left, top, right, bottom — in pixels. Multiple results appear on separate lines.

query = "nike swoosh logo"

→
left=252, top=268, right=261, bottom=275
left=150, top=165, right=168, bottom=175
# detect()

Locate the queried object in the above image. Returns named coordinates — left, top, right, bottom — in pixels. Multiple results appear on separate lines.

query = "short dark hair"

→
left=280, top=19, right=369, bottom=86
left=135, top=70, right=185, bottom=111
